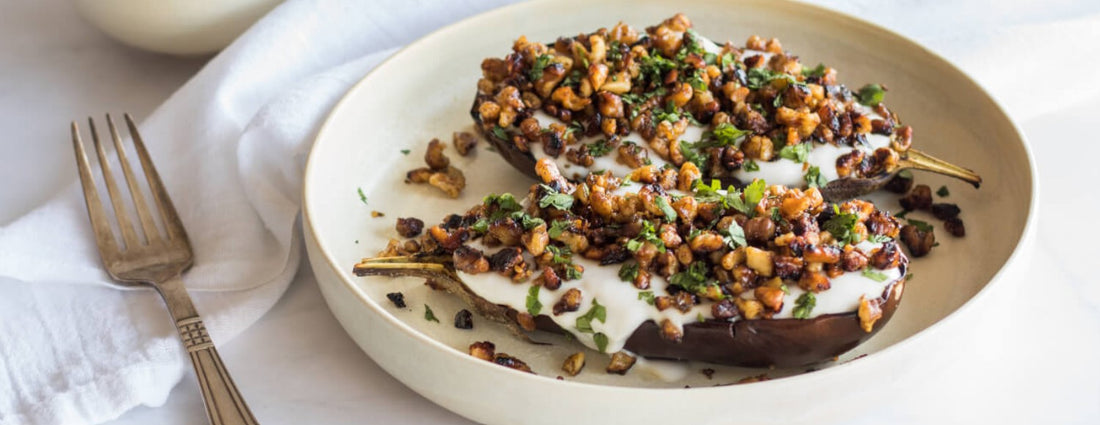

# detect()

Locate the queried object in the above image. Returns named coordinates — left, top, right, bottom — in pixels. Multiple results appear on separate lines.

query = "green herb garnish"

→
left=723, top=220, right=746, bottom=249
left=587, top=139, right=612, bottom=157
left=575, top=299, right=607, bottom=333
left=867, top=234, right=892, bottom=243
left=801, top=63, right=827, bottom=79
left=711, top=123, right=750, bottom=147
left=400, top=149, right=410, bottom=155
left=857, top=83, right=885, bottom=106
left=470, top=218, right=489, bottom=233
left=669, top=261, right=712, bottom=295
left=637, top=290, right=656, bottom=305
left=548, top=220, right=571, bottom=238
left=538, top=184, right=574, bottom=210
left=526, top=285, right=542, bottom=316
left=424, top=304, right=440, bottom=323
left=907, top=218, right=934, bottom=232
left=936, top=186, right=950, bottom=197
left=655, top=196, right=677, bottom=222
left=528, top=54, right=553, bottom=81
left=565, top=265, right=583, bottom=280
left=620, top=262, right=640, bottom=283
left=483, top=193, right=522, bottom=212
left=744, top=160, right=760, bottom=172
left=490, top=125, right=509, bottom=141
left=746, top=67, right=797, bottom=90
left=861, top=268, right=889, bottom=282
left=357, top=187, right=367, bottom=205
left=792, top=293, right=816, bottom=319
left=777, top=142, right=812, bottom=163
left=546, top=245, right=571, bottom=264
left=804, top=166, right=828, bottom=188
left=823, top=205, right=861, bottom=245
left=626, top=220, right=666, bottom=253
left=593, top=332, right=609, bottom=353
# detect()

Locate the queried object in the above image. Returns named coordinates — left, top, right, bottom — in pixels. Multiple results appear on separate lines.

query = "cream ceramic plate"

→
left=303, top=1, right=1036, bottom=423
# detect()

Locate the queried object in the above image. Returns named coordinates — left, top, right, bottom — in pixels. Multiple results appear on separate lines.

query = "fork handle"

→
left=160, top=276, right=259, bottom=425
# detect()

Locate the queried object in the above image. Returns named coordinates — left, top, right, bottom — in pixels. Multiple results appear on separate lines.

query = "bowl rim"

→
left=301, top=0, right=1039, bottom=392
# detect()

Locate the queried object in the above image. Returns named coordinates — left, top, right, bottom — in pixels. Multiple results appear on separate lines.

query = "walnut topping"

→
left=562, top=352, right=586, bottom=376
left=606, top=351, right=637, bottom=375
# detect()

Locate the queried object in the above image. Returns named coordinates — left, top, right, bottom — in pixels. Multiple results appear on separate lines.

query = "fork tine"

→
left=71, top=121, right=121, bottom=257
left=106, top=113, right=162, bottom=244
left=88, top=117, right=141, bottom=249
left=124, top=113, right=188, bottom=243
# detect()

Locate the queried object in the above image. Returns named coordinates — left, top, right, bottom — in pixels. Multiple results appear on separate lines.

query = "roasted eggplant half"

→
left=355, top=159, right=908, bottom=368
left=470, top=13, right=980, bottom=202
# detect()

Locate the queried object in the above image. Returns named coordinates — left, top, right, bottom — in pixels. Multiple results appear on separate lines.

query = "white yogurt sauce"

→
left=458, top=237, right=899, bottom=354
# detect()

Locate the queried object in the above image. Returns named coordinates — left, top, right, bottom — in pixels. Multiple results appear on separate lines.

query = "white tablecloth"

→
left=1, top=0, right=1097, bottom=424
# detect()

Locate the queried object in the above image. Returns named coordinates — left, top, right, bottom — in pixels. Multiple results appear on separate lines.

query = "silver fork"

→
left=71, top=114, right=259, bottom=425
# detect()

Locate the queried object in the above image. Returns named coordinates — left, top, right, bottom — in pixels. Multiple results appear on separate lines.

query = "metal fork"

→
left=71, top=114, right=259, bottom=425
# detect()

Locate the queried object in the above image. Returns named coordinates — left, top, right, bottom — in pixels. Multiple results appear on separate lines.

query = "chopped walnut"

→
left=562, top=352, right=586, bottom=376
left=606, top=351, right=637, bottom=375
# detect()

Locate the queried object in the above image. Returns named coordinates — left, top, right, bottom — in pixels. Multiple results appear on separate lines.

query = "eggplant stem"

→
left=900, top=149, right=982, bottom=188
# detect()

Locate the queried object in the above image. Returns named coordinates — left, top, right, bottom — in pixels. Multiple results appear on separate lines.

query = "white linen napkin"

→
left=0, top=1, right=515, bottom=424
left=2, top=0, right=1099, bottom=424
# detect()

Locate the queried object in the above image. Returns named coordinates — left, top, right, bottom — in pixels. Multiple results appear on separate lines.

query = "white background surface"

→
left=1, top=0, right=1097, bottom=424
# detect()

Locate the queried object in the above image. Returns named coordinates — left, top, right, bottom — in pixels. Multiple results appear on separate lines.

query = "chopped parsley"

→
left=593, top=332, right=610, bottom=353
left=637, top=290, right=656, bottom=305
left=801, top=63, right=827, bottom=79
left=777, top=142, right=812, bottom=163
left=424, top=304, right=440, bottom=323
left=548, top=220, right=572, bottom=238
left=857, top=83, right=885, bottom=106
left=732, top=179, right=768, bottom=216
left=655, top=196, right=677, bottom=222
left=546, top=245, right=572, bottom=264
left=626, top=220, right=666, bottom=253
left=483, top=193, right=522, bottom=212
left=723, top=219, right=747, bottom=249
left=586, top=139, right=612, bottom=157
left=823, top=205, right=861, bottom=245
left=669, top=261, right=713, bottom=295
left=639, top=52, right=677, bottom=85
left=744, top=160, right=760, bottom=172
left=867, top=234, right=892, bottom=243
left=718, top=52, right=735, bottom=70
left=528, top=54, right=553, bottom=81
left=619, top=262, right=640, bottom=282
left=575, top=299, right=607, bottom=333
left=538, top=184, right=574, bottom=210
left=514, top=212, right=546, bottom=230
left=526, top=285, right=542, bottom=316
left=490, top=125, right=509, bottom=141
left=357, top=187, right=367, bottom=205
left=607, top=40, right=624, bottom=62
left=804, top=166, right=828, bottom=188
left=470, top=218, right=489, bottom=233
left=936, top=185, right=950, bottom=197
left=710, top=123, right=750, bottom=147
left=564, top=265, right=583, bottom=280
left=687, top=69, right=708, bottom=91
left=792, top=292, right=816, bottom=319
left=861, top=268, right=889, bottom=282
left=746, top=67, right=798, bottom=90
left=907, top=218, right=934, bottom=232
left=679, top=140, right=709, bottom=169
left=400, top=149, right=410, bottom=155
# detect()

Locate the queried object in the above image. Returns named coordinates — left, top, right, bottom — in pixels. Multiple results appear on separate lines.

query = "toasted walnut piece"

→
left=469, top=341, right=496, bottom=361
left=884, top=173, right=914, bottom=194
left=742, top=136, right=775, bottom=161
left=632, top=269, right=651, bottom=290
left=515, top=312, right=537, bottom=332
left=535, top=158, right=569, bottom=188
left=452, top=246, right=490, bottom=274
left=743, top=216, right=776, bottom=246
left=772, top=254, right=803, bottom=280
left=562, top=352, right=586, bottom=376
left=899, top=225, right=935, bottom=257
left=429, top=225, right=469, bottom=251
left=858, top=295, right=883, bottom=333
left=754, top=286, right=785, bottom=312
left=535, top=62, right=567, bottom=98
left=720, top=248, right=746, bottom=270
left=521, top=224, right=550, bottom=256
left=689, top=231, right=725, bottom=253
left=551, top=86, right=591, bottom=111
left=493, top=353, right=534, bottom=373
left=424, top=138, right=450, bottom=170
left=712, top=299, right=738, bottom=319
left=870, top=241, right=904, bottom=269
left=671, top=196, right=698, bottom=223
left=835, top=150, right=865, bottom=178
left=406, top=167, right=433, bottom=183
left=654, top=295, right=674, bottom=311
left=606, top=351, right=637, bottom=375
left=427, top=166, right=466, bottom=198
left=799, top=270, right=831, bottom=292
left=900, top=184, right=933, bottom=211
left=553, top=288, right=583, bottom=315
left=659, top=318, right=684, bottom=343
left=839, top=248, right=870, bottom=272
left=453, top=131, right=477, bottom=156
left=944, top=218, right=966, bottom=237
left=488, top=218, right=524, bottom=246
left=395, top=217, right=425, bottom=237
left=931, top=203, right=961, bottom=220
left=780, top=188, right=824, bottom=220
left=454, top=309, right=474, bottom=329
left=734, top=297, right=764, bottom=320
left=536, top=267, right=562, bottom=290
left=804, top=244, right=841, bottom=264
left=744, top=247, right=774, bottom=277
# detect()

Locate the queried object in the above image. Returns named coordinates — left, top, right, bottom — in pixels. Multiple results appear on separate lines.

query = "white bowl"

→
left=303, top=0, right=1037, bottom=423
left=74, top=0, right=281, bottom=55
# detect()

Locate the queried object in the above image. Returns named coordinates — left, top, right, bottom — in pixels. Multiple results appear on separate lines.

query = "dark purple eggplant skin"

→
left=518, top=264, right=906, bottom=369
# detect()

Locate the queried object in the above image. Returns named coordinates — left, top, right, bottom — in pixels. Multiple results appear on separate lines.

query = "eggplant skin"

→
left=519, top=271, right=905, bottom=369
left=472, top=117, right=540, bottom=182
